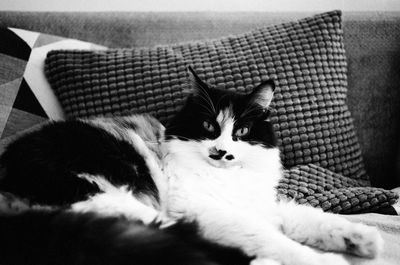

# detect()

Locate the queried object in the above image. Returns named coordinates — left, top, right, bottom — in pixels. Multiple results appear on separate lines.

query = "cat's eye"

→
left=203, top=121, right=215, bottom=133
left=235, top=127, right=250, bottom=137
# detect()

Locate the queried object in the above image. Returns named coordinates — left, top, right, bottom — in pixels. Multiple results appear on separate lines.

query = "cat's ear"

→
left=249, top=79, right=275, bottom=109
left=184, top=66, right=211, bottom=96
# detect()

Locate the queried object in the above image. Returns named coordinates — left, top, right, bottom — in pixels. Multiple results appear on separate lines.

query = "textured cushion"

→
left=280, top=165, right=398, bottom=214
left=44, top=10, right=398, bottom=213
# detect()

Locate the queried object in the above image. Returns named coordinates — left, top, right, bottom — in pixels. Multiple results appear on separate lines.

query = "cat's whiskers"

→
left=199, top=111, right=214, bottom=117
left=240, top=113, right=262, bottom=122
left=197, top=101, right=215, bottom=116
left=143, top=140, right=164, bottom=144
left=196, top=87, right=217, bottom=114
left=164, top=134, right=194, bottom=141
left=198, top=96, right=216, bottom=115
left=164, top=148, right=204, bottom=161
left=215, top=93, right=230, bottom=110
left=240, top=103, right=262, bottom=119
left=162, top=123, right=193, bottom=134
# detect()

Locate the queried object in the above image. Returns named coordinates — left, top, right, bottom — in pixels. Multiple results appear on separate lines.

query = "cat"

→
left=0, top=66, right=383, bottom=265
left=0, top=115, right=247, bottom=265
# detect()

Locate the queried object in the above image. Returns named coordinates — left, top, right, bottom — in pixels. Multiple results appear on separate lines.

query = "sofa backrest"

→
left=0, top=11, right=399, bottom=188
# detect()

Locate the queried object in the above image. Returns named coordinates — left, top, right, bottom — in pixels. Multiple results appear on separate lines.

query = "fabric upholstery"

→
left=45, top=11, right=367, bottom=180
left=0, top=11, right=397, bottom=213
left=2, top=11, right=399, bottom=188
left=281, top=164, right=398, bottom=213
left=344, top=18, right=400, bottom=189
left=43, top=11, right=398, bottom=213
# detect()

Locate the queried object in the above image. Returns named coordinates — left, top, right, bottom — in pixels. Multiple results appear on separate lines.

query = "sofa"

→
left=1, top=11, right=400, bottom=189
left=0, top=10, right=400, bottom=265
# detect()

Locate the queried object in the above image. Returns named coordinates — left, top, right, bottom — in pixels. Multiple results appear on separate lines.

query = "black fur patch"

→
left=0, top=120, right=158, bottom=205
left=0, top=209, right=250, bottom=265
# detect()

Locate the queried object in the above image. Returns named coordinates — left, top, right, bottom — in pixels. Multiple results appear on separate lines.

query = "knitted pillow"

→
left=44, top=11, right=399, bottom=213
left=280, top=164, right=398, bottom=214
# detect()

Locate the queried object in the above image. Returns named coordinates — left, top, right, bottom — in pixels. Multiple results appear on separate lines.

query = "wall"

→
left=0, top=0, right=400, bottom=12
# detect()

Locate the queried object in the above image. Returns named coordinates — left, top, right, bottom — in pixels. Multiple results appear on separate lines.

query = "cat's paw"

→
left=250, top=258, right=281, bottom=265
left=342, top=223, right=383, bottom=258
left=319, top=220, right=383, bottom=258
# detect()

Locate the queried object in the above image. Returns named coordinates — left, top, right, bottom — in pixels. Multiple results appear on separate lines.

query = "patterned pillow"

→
left=0, top=27, right=105, bottom=142
left=0, top=27, right=49, bottom=140
left=44, top=10, right=398, bottom=213
left=281, top=165, right=398, bottom=214
left=45, top=11, right=365, bottom=180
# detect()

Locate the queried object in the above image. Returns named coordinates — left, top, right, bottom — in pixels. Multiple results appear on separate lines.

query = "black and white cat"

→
left=0, top=67, right=382, bottom=265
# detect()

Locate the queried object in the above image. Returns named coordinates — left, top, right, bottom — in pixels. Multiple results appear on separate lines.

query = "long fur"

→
left=0, top=119, right=159, bottom=206
left=0, top=209, right=250, bottom=265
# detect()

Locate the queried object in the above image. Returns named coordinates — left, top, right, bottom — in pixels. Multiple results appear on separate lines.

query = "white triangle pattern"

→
left=8, top=27, right=107, bottom=120
left=9, top=28, right=39, bottom=48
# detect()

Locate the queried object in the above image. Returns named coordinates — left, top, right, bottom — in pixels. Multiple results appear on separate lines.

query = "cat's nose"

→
left=209, top=148, right=227, bottom=160
left=225, top=154, right=235, bottom=161
left=217, top=149, right=227, bottom=156
left=209, top=148, right=236, bottom=161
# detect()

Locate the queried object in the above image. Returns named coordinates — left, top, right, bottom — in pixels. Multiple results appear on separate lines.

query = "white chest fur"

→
left=162, top=139, right=283, bottom=219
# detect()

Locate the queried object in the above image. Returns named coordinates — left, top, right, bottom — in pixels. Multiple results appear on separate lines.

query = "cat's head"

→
left=166, top=67, right=277, bottom=168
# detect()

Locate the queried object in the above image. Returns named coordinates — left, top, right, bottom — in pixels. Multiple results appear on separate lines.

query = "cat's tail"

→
left=0, top=209, right=249, bottom=265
